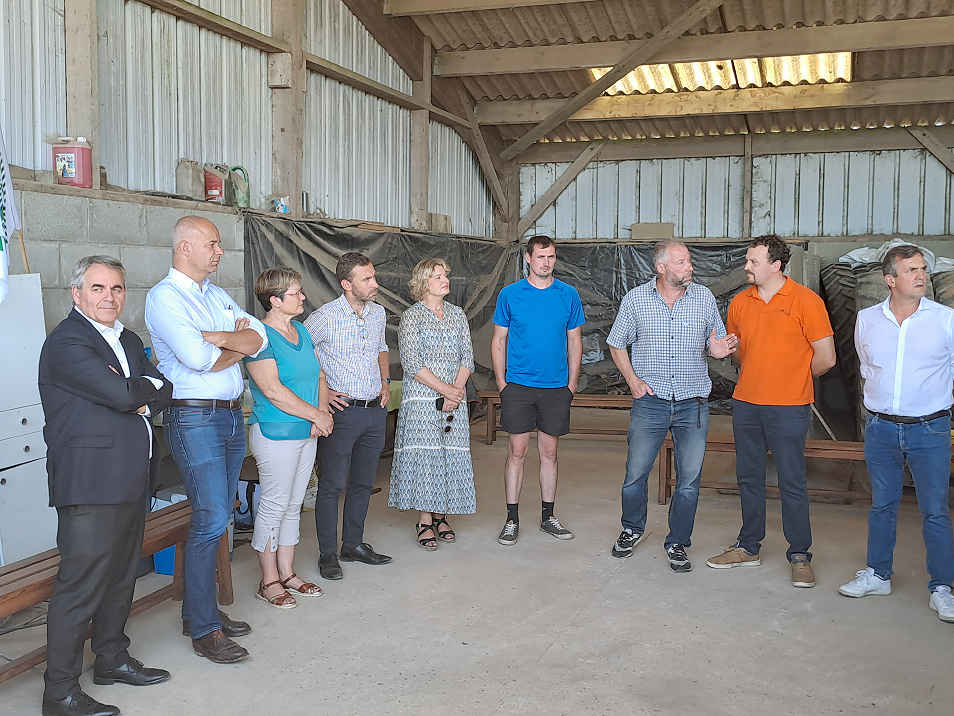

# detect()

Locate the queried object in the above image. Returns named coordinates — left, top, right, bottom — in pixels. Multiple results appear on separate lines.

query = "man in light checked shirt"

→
left=606, top=240, right=737, bottom=572
left=304, top=252, right=392, bottom=581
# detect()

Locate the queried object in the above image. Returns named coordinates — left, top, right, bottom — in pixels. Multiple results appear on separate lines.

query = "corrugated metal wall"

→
left=98, top=0, right=272, bottom=206
left=429, top=121, right=493, bottom=237
left=303, top=71, right=411, bottom=225
left=305, top=0, right=411, bottom=93
left=520, top=149, right=954, bottom=239
left=520, top=157, right=745, bottom=239
left=752, top=150, right=954, bottom=237
left=0, top=0, right=66, bottom=171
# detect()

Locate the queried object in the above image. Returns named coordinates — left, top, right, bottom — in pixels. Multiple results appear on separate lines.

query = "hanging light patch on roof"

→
left=590, top=53, right=852, bottom=95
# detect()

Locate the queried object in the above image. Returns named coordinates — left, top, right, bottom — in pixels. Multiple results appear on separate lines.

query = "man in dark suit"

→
left=38, top=256, right=173, bottom=716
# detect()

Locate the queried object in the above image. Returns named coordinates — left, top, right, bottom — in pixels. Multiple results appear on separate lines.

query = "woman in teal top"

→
left=244, top=268, right=333, bottom=609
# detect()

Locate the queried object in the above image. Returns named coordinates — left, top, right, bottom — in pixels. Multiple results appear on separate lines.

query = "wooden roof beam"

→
left=436, top=16, right=954, bottom=77
left=476, top=76, right=954, bottom=125
left=384, top=0, right=600, bottom=16
left=498, top=0, right=726, bottom=162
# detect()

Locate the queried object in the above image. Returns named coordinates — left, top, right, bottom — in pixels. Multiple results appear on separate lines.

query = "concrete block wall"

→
left=8, top=182, right=246, bottom=348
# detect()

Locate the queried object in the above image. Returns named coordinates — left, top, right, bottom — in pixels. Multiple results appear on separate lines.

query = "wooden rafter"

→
left=477, top=77, right=954, bottom=126
left=498, top=0, right=726, bottom=162
left=385, top=0, right=599, bottom=16
left=907, top=127, right=954, bottom=175
left=516, top=141, right=607, bottom=237
left=435, top=17, right=954, bottom=77
left=455, top=86, right=509, bottom=215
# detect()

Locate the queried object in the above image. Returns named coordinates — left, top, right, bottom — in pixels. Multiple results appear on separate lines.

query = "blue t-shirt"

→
left=492, top=278, right=585, bottom=388
left=244, top=322, right=320, bottom=440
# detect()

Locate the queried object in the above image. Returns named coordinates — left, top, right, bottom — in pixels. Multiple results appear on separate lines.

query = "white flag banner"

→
left=0, top=123, right=23, bottom=304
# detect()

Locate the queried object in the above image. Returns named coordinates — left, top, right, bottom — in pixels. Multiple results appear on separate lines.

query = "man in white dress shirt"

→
left=839, top=244, right=954, bottom=622
left=146, top=216, right=267, bottom=663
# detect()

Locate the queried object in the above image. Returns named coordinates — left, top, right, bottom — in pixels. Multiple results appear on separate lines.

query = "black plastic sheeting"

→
left=244, top=214, right=750, bottom=398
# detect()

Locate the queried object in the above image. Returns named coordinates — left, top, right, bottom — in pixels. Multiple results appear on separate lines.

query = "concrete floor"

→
left=2, top=411, right=952, bottom=716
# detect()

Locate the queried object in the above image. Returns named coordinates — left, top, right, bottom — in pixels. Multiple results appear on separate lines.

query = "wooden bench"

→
left=656, top=433, right=874, bottom=505
left=479, top=391, right=632, bottom=444
left=0, top=501, right=233, bottom=685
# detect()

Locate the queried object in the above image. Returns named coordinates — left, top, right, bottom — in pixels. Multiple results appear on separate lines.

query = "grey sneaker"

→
left=540, top=516, right=573, bottom=540
left=612, top=529, right=645, bottom=558
left=666, top=543, right=692, bottom=573
left=498, top=520, right=519, bottom=546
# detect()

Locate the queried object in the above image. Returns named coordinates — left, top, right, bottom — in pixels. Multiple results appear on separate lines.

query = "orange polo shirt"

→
left=726, top=276, right=833, bottom=406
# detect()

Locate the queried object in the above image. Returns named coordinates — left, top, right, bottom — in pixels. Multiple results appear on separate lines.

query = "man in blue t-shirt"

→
left=491, top=235, right=585, bottom=546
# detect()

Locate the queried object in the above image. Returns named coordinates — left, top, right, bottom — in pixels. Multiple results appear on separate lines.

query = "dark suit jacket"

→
left=38, top=309, right=174, bottom=507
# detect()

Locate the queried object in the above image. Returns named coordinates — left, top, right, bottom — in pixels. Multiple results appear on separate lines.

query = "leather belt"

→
left=171, top=399, right=244, bottom=410
left=868, top=409, right=951, bottom=425
left=344, top=398, right=379, bottom=408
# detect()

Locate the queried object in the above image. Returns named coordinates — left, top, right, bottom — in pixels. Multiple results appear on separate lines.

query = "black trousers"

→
left=315, top=404, right=387, bottom=555
left=44, top=498, right=145, bottom=700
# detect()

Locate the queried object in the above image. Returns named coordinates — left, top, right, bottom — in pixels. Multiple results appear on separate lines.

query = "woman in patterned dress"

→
left=389, top=259, right=476, bottom=549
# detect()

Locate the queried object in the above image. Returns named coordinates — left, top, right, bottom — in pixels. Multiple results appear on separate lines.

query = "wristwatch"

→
left=384, top=377, right=391, bottom=384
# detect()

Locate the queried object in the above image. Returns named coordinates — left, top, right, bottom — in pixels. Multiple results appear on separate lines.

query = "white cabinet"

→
left=0, top=274, right=56, bottom=566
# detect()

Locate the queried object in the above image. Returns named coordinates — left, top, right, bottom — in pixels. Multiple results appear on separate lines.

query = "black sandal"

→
left=432, top=514, right=456, bottom=543
left=416, top=523, right=438, bottom=551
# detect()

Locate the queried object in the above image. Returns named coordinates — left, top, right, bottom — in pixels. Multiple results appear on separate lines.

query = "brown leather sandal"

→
left=256, top=580, right=297, bottom=609
left=280, top=572, right=323, bottom=597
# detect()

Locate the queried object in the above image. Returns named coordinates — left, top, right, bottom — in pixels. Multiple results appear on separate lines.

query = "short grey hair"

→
left=70, top=255, right=126, bottom=290
left=653, top=239, right=687, bottom=269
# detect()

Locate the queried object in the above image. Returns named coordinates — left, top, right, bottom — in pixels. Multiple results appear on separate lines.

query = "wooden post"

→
left=410, top=44, right=432, bottom=230
left=270, top=0, right=306, bottom=217
left=65, top=0, right=100, bottom=187
left=743, top=133, right=753, bottom=238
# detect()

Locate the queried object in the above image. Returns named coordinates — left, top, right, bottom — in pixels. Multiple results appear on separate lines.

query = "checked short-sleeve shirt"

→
left=606, top=280, right=726, bottom=401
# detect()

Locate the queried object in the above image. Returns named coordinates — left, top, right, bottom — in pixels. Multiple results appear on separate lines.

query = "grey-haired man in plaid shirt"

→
left=606, top=240, right=737, bottom=572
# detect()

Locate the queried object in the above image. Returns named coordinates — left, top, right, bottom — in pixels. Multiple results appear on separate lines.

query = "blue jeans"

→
left=165, top=406, right=245, bottom=639
left=622, top=394, right=709, bottom=548
left=864, top=412, right=954, bottom=592
left=733, top=400, right=812, bottom=561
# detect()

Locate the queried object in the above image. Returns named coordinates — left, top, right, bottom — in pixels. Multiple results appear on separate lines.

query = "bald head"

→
left=172, top=215, right=224, bottom=282
left=173, top=215, right=218, bottom=252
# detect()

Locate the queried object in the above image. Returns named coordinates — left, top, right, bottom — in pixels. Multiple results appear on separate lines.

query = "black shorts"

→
left=499, top=383, right=574, bottom=437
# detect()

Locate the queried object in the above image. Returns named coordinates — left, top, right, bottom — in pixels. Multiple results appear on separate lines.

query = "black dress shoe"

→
left=339, top=543, right=392, bottom=565
left=192, top=629, right=249, bottom=664
left=318, top=553, right=343, bottom=580
left=182, top=610, right=252, bottom=638
left=93, top=657, right=170, bottom=686
left=42, top=691, right=119, bottom=716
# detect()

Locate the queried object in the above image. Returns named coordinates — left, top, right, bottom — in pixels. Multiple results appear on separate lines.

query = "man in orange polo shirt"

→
left=706, top=235, right=835, bottom=588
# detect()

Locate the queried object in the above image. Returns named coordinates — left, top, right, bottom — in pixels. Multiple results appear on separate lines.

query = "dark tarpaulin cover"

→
left=243, top=214, right=749, bottom=397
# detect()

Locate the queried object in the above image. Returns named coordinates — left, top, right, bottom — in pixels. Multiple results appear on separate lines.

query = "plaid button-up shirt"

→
left=606, top=280, right=726, bottom=400
left=304, top=294, right=388, bottom=400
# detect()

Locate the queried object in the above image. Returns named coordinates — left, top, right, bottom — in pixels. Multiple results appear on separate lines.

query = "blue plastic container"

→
left=153, top=546, right=176, bottom=575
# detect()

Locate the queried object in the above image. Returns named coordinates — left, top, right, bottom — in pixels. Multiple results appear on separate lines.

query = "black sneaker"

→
left=498, top=520, right=519, bottom=546
left=540, top=516, right=573, bottom=540
left=666, top=543, right=692, bottom=573
left=611, top=529, right=644, bottom=558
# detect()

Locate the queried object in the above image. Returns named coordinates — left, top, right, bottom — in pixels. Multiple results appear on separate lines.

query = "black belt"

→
left=344, top=397, right=379, bottom=408
left=171, top=399, right=244, bottom=410
left=868, top=409, right=951, bottom=425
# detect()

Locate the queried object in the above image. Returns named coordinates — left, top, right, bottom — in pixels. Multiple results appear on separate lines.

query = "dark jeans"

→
left=165, top=406, right=245, bottom=639
left=44, top=499, right=145, bottom=700
left=864, top=412, right=954, bottom=592
left=315, top=403, right=387, bottom=555
left=733, top=400, right=812, bottom=561
left=622, top=395, right=709, bottom=548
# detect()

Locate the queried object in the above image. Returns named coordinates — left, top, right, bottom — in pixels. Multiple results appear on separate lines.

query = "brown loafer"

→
left=192, top=629, right=249, bottom=664
left=182, top=610, right=251, bottom=638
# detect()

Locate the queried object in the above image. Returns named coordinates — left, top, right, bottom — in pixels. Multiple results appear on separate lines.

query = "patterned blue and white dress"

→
left=388, top=301, right=476, bottom=514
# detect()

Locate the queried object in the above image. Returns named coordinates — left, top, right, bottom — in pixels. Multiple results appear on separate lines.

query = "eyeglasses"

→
left=441, top=414, right=454, bottom=433
left=355, top=316, right=369, bottom=340
left=282, top=290, right=305, bottom=300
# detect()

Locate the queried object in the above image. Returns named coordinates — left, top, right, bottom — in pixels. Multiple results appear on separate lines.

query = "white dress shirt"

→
left=75, top=307, right=164, bottom=455
left=855, top=296, right=954, bottom=417
left=145, top=268, right=267, bottom=400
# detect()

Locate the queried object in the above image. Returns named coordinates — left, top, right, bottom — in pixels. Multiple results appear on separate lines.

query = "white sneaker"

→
left=838, top=567, right=891, bottom=597
left=930, top=585, right=954, bottom=622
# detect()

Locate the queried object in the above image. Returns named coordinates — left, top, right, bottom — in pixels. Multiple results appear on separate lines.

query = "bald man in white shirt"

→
left=839, top=244, right=954, bottom=623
